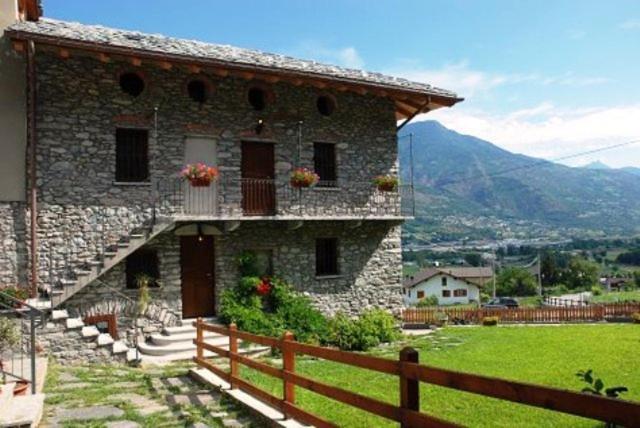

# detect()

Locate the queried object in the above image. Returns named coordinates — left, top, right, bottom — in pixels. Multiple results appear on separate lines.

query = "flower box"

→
left=373, top=175, right=398, bottom=192
left=181, top=163, right=219, bottom=187
left=290, top=167, right=319, bottom=188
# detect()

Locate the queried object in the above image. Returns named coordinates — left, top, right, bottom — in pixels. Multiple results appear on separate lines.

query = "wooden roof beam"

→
left=395, top=102, right=415, bottom=118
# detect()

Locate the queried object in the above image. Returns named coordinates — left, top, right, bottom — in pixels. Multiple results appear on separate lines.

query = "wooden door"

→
left=180, top=235, right=215, bottom=318
left=241, top=141, right=275, bottom=215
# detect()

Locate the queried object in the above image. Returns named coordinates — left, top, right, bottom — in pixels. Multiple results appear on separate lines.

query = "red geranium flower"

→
left=256, top=277, right=272, bottom=296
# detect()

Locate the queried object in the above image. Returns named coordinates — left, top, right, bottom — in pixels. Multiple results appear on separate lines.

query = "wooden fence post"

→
left=282, top=331, right=296, bottom=417
left=229, top=323, right=238, bottom=389
left=399, top=347, right=419, bottom=427
left=196, top=317, right=203, bottom=360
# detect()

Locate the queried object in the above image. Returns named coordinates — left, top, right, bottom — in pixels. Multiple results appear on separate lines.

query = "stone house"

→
left=0, top=1, right=460, bottom=360
left=403, top=267, right=492, bottom=305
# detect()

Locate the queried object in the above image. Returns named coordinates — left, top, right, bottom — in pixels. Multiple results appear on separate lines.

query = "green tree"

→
left=633, top=271, right=640, bottom=289
left=564, top=257, right=600, bottom=290
left=496, top=267, right=538, bottom=296
left=464, top=253, right=483, bottom=267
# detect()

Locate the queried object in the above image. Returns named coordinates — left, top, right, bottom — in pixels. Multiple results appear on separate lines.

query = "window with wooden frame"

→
left=417, top=291, right=425, bottom=299
left=126, top=249, right=160, bottom=289
left=313, top=142, right=337, bottom=187
left=442, top=289, right=451, bottom=298
left=454, top=289, right=468, bottom=297
left=441, top=276, right=448, bottom=286
left=115, top=128, right=149, bottom=182
left=316, top=238, right=339, bottom=276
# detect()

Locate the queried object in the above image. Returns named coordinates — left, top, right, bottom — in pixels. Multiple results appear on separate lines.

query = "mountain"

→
left=622, top=167, right=640, bottom=177
left=399, top=121, right=640, bottom=243
left=583, top=161, right=611, bottom=170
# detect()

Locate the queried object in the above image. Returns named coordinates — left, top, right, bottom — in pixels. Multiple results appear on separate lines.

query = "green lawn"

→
left=238, top=325, right=640, bottom=427
left=591, top=290, right=640, bottom=303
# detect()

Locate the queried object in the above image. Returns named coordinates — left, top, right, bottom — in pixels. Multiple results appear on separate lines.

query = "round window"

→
left=317, top=95, right=336, bottom=116
left=187, top=79, right=208, bottom=103
left=119, top=72, right=145, bottom=97
left=248, top=87, right=267, bottom=111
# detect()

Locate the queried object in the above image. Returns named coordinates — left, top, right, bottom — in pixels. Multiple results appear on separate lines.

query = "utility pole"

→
left=492, top=249, right=497, bottom=298
left=537, top=250, right=542, bottom=297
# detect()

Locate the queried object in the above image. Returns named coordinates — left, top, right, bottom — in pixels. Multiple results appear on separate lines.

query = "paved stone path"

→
left=41, top=363, right=256, bottom=427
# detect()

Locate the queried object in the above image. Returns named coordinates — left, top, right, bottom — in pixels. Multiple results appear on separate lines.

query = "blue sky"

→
left=45, top=0, right=640, bottom=167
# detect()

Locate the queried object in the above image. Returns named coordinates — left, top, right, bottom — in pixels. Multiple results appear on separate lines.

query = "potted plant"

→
left=0, top=286, right=28, bottom=309
left=0, top=317, right=22, bottom=391
left=180, top=163, right=219, bottom=187
left=373, top=175, right=398, bottom=192
left=290, top=167, right=319, bottom=188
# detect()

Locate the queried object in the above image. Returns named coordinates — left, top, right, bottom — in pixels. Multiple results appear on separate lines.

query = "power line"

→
left=413, top=138, right=640, bottom=188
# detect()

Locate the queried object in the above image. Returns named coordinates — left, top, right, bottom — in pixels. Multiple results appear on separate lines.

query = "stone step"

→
left=81, top=326, right=100, bottom=338
left=0, top=391, right=45, bottom=428
left=138, top=335, right=229, bottom=356
left=112, top=340, right=129, bottom=354
left=162, top=319, right=219, bottom=335
left=151, top=330, right=223, bottom=346
left=96, top=333, right=115, bottom=346
left=138, top=344, right=270, bottom=364
left=51, top=309, right=69, bottom=321
left=66, top=318, right=85, bottom=329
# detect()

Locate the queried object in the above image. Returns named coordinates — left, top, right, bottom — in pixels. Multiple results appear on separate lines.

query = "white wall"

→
left=0, top=0, right=27, bottom=201
left=403, top=274, right=480, bottom=306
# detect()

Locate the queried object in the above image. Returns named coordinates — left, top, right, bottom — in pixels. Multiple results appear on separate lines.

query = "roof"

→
left=403, top=266, right=493, bottom=288
left=6, top=18, right=461, bottom=112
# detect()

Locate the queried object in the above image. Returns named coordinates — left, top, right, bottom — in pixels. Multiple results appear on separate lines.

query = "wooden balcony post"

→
left=196, top=317, right=203, bottom=360
left=229, top=323, right=238, bottom=389
left=282, top=331, right=296, bottom=415
left=399, top=347, right=419, bottom=427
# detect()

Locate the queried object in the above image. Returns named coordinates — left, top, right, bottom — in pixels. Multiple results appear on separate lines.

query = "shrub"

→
left=0, top=285, right=28, bottom=308
left=632, top=312, right=640, bottom=324
left=591, top=285, right=603, bottom=296
left=326, top=310, right=399, bottom=352
left=482, top=316, right=499, bottom=326
left=496, top=267, right=537, bottom=296
left=416, top=295, right=438, bottom=307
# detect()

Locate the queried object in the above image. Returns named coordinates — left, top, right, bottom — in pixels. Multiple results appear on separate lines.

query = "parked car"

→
left=482, top=297, right=519, bottom=309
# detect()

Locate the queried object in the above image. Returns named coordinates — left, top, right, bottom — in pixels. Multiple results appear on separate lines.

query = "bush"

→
left=482, top=316, right=499, bottom=326
left=496, top=267, right=537, bottom=296
left=0, top=285, right=28, bottom=308
left=415, top=295, right=438, bottom=307
left=326, top=310, right=399, bottom=351
left=632, top=313, right=640, bottom=324
left=591, top=285, right=603, bottom=296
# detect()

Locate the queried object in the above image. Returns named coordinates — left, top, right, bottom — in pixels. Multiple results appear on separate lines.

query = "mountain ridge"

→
left=399, top=121, right=640, bottom=243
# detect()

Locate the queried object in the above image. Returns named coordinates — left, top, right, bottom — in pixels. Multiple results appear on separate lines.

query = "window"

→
left=313, top=143, right=336, bottom=186
left=187, top=79, right=208, bottom=103
left=116, top=129, right=149, bottom=182
left=417, top=291, right=425, bottom=299
left=441, top=277, right=448, bottom=286
left=408, top=290, right=411, bottom=298
left=83, top=314, right=118, bottom=339
left=248, top=87, right=266, bottom=110
left=119, top=72, right=145, bottom=97
left=454, top=289, right=467, bottom=297
left=126, top=249, right=160, bottom=289
left=316, top=95, right=336, bottom=116
left=442, top=289, right=451, bottom=298
left=316, top=238, right=338, bottom=276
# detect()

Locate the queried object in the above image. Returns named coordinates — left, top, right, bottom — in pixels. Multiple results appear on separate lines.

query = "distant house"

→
left=402, top=267, right=493, bottom=305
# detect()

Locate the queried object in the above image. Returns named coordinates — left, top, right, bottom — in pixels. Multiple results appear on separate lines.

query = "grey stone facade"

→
left=2, top=49, right=406, bottom=361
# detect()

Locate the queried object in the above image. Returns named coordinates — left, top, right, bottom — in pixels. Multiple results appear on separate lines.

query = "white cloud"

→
left=289, top=42, right=364, bottom=68
left=420, top=104, right=640, bottom=167
left=386, top=62, right=609, bottom=98
left=620, top=19, right=640, bottom=30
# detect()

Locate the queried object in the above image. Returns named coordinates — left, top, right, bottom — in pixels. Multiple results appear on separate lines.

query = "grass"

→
left=591, top=289, right=640, bottom=303
left=238, top=324, right=640, bottom=427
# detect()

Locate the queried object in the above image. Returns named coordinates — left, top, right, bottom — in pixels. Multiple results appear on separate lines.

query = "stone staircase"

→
left=29, top=221, right=175, bottom=310
left=137, top=320, right=271, bottom=364
left=0, top=383, right=45, bottom=428
left=41, top=309, right=138, bottom=364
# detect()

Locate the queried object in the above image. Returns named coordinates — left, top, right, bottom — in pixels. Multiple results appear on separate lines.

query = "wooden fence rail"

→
left=403, top=302, right=640, bottom=325
left=193, top=319, right=640, bottom=428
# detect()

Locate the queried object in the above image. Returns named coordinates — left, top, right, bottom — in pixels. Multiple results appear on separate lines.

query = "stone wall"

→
left=29, top=49, right=399, bottom=290
left=0, top=202, right=28, bottom=286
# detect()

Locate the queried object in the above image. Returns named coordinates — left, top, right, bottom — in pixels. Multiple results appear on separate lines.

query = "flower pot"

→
left=189, top=177, right=212, bottom=187
left=13, top=380, right=29, bottom=396
left=377, top=183, right=397, bottom=192
left=290, top=179, right=314, bottom=188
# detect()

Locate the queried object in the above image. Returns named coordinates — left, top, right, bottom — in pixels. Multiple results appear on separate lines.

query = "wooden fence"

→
left=543, top=296, right=590, bottom=307
left=403, top=302, right=640, bottom=325
left=193, top=319, right=640, bottom=428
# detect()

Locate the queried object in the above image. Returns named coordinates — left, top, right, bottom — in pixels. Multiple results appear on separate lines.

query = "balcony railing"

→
left=154, top=177, right=414, bottom=219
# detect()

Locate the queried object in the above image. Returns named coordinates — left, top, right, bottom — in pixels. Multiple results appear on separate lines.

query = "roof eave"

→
left=6, top=28, right=461, bottom=111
